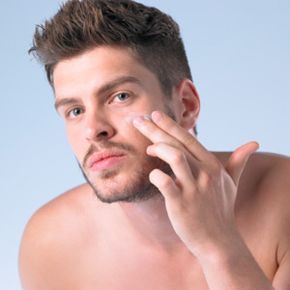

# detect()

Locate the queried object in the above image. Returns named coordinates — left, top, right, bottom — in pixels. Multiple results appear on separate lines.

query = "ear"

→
left=174, top=79, right=200, bottom=132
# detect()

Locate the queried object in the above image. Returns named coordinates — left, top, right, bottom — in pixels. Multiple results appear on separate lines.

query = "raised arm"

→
left=132, top=110, right=290, bottom=289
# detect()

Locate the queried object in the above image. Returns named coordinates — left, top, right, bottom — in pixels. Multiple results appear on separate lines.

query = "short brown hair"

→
left=30, top=0, right=192, bottom=97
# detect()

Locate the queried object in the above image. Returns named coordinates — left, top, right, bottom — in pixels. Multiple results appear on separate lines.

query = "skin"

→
left=19, top=46, right=290, bottom=290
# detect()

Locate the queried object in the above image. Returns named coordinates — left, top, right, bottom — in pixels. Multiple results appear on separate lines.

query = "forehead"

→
left=53, top=46, right=162, bottom=99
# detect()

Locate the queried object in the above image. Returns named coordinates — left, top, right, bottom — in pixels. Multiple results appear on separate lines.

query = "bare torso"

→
left=19, top=152, right=290, bottom=290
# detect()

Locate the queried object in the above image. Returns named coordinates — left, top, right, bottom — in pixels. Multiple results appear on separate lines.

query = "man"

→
left=19, top=0, right=290, bottom=289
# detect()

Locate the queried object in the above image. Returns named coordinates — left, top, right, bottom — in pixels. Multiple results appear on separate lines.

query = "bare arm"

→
left=194, top=156, right=290, bottom=290
left=132, top=110, right=290, bottom=290
left=196, top=234, right=274, bottom=290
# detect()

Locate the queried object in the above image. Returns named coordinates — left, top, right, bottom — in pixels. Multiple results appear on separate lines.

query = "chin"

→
left=87, top=172, right=159, bottom=203
left=79, top=154, right=172, bottom=204
left=81, top=163, right=160, bottom=203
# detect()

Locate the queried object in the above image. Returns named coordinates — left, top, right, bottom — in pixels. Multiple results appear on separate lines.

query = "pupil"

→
left=119, top=93, right=127, bottom=100
left=73, top=108, right=80, bottom=115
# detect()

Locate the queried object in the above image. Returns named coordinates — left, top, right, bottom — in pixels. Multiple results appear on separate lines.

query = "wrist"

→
left=189, top=232, right=274, bottom=290
left=190, top=230, right=247, bottom=265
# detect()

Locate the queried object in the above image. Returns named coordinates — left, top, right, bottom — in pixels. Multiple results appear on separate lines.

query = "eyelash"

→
left=110, top=92, right=131, bottom=103
left=65, top=107, right=84, bottom=119
left=63, top=92, right=132, bottom=120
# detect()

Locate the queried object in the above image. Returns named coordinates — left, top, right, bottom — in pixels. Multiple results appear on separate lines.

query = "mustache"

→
left=82, top=141, right=137, bottom=168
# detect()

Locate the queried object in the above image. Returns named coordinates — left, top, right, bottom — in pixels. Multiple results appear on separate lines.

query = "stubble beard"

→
left=79, top=106, right=176, bottom=204
left=79, top=153, right=173, bottom=204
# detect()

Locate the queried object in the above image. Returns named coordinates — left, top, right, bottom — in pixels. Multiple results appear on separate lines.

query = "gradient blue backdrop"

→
left=1, top=1, right=289, bottom=289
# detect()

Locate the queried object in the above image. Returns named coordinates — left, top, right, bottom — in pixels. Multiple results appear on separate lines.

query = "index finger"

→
left=151, top=110, right=213, bottom=162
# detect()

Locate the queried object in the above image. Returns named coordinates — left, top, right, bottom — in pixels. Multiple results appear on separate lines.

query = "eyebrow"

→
left=54, top=98, right=80, bottom=112
left=54, top=76, right=143, bottom=112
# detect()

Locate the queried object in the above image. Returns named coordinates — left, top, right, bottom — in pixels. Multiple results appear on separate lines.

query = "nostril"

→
left=85, top=121, right=115, bottom=141
left=98, top=131, right=109, bottom=138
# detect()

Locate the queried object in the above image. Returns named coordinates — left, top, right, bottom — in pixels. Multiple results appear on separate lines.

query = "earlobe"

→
left=176, top=79, right=200, bottom=131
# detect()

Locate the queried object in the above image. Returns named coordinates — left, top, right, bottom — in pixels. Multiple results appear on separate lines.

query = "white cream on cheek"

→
left=125, top=112, right=152, bottom=125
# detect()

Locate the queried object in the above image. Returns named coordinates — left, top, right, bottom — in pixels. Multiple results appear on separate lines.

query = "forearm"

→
left=194, top=235, right=274, bottom=290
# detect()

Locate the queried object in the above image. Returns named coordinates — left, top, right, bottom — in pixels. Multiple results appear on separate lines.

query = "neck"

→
left=117, top=193, right=185, bottom=253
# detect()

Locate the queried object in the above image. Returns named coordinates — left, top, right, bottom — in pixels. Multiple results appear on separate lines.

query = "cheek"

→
left=112, top=109, right=155, bottom=148
left=119, top=120, right=152, bottom=153
left=66, top=126, right=85, bottom=160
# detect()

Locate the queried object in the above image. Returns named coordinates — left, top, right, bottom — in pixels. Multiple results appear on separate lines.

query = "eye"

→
left=66, top=107, right=84, bottom=119
left=112, top=92, right=130, bottom=103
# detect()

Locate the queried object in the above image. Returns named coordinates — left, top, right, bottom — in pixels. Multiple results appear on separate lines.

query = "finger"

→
left=225, top=141, right=259, bottom=185
left=149, top=169, right=181, bottom=200
left=133, top=115, right=183, bottom=150
left=147, top=142, right=196, bottom=189
left=151, top=111, right=212, bottom=162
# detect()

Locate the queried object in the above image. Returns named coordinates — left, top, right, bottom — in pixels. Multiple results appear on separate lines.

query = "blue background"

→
left=1, top=1, right=289, bottom=289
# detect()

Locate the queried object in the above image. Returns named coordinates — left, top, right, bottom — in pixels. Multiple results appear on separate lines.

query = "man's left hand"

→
left=133, top=110, right=259, bottom=258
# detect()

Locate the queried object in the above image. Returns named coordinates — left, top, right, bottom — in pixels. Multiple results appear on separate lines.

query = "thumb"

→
left=225, top=141, right=260, bottom=185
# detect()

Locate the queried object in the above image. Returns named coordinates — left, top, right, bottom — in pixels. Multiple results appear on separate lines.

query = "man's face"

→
left=53, top=46, right=176, bottom=203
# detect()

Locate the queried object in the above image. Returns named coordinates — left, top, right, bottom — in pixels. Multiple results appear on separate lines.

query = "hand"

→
left=133, top=111, right=259, bottom=257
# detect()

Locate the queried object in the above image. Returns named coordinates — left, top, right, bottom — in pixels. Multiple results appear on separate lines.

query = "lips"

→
left=87, top=150, right=126, bottom=170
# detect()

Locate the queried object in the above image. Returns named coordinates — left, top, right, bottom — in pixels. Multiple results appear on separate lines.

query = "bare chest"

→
left=63, top=215, right=278, bottom=290
left=72, top=242, right=210, bottom=290
left=62, top=179, right=280, bottom=290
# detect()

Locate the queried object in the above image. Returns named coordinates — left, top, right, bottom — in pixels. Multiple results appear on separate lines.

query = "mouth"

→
left=87, top=151, right=127, bottom=172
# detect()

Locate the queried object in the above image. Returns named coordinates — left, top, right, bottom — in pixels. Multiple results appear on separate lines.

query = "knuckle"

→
left=159, top=176, right=174, bottom=190
left=200, top=170, right=215, bottom=186
left=153, top=131, right=165, bottom=140
left=172, top=151, right=186, bottom=164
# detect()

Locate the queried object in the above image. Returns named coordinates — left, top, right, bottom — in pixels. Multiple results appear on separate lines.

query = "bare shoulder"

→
left=217, top=151, right=290, bottom=279
left=255, top=153, right=290, bottom=259
left=240, top=152, right=290, bottom=266
left=216, top=150, right=290, bottom=229
left=255, top=153, right=290, bottom=289
left=19, top=183, right=99, bottom=290
left=231, top=151, right=290, bottom=210
left=215, top=151, right=290, bottom=197
left=249, top=152, right=290, bottom=202
left=20, top=183, right=96, bottom=242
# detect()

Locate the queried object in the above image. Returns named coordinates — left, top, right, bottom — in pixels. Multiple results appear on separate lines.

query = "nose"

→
left=84, top=111, right=115, bottom=142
